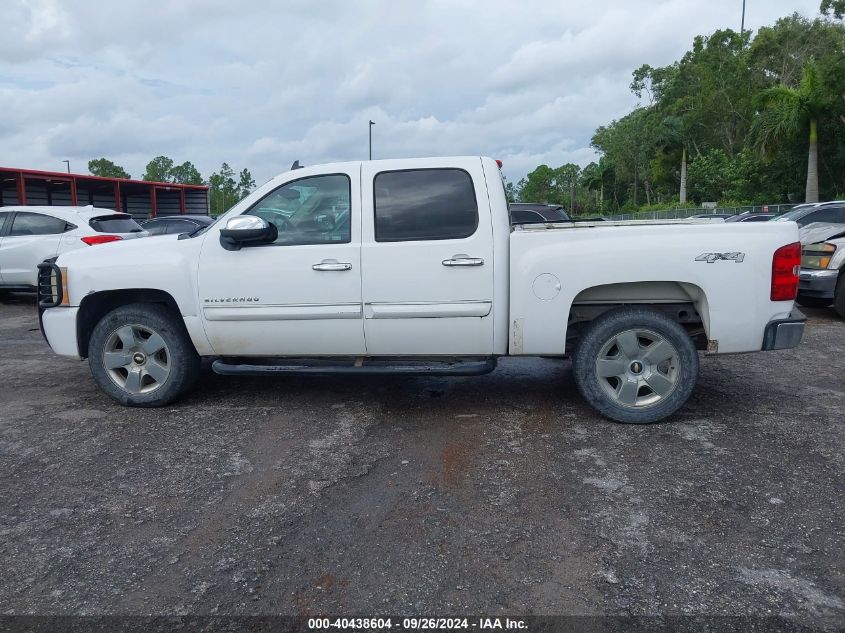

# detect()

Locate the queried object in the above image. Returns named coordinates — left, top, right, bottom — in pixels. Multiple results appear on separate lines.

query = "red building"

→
left=0, top=166, right=209, bottom=219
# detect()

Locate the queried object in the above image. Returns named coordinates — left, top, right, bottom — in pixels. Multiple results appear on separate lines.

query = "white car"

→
left=0, top=206, right=146, bottom=289
left=38, top=157, right=805, bottom=423
left=796, top=222, right=845, bottom=317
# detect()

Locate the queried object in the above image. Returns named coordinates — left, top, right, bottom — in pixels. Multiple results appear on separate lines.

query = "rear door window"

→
left=89, top=215, right=144, bottom=233
left=10, top=212, right=72, bottom=236
left=374, top=169, right=478, bottom=242
left=0, top=212, right=10, bottom=235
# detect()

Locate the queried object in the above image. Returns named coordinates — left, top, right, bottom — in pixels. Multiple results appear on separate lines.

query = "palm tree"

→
left=656, top=116, right=690, bottom=204
left=753, top=60, right=827, bottom=203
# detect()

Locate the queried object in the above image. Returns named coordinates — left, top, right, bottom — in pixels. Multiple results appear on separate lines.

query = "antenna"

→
left=291, top=160, right=303, bottom=170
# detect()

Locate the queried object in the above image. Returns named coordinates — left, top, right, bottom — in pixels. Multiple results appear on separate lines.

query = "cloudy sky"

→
left=0, top=0, right=821, bottom=185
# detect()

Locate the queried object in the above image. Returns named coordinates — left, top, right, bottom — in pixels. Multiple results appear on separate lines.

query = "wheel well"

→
left=76, top=289, right=181, bottom=358
left=566, top=281, right=711, bottom=352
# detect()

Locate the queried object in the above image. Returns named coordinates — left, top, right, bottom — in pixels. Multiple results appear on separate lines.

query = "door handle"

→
left=312, top=261, right=352, bottom=271
left=442, top=256, right=484, bottom=267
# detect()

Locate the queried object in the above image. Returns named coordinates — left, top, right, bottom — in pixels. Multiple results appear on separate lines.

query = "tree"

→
left=555, top=164, right=581, bottom=213
left=170, top=161, right=203, bottom=185
left=207, top=163, right=255, bottom=215
left=592, top=108, right=659, bottom=208
left=88, top=158, right=130, bottom=179
left=143, top=156, right=175, bottom=182
left=503, top=176, right=520, bottom=203
left=519, top=165, right=559, bottom=204
left=580, top=160, right=612, bottom=211
left=753, top=60, right=829, bottom=202
left=821, top=0, right=845, bottom=19
left=237, top=169, right=255, bottom=197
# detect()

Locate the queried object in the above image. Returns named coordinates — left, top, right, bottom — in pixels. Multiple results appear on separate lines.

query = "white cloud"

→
left=0, top=0, right=822, bottom=183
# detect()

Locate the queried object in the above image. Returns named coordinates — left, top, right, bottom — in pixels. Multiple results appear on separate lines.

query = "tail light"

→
left=771, top=242, right=801, bottom=301
left=495, top=159, right=503, bottom=168
left=81, top=235, right=123, bottom=246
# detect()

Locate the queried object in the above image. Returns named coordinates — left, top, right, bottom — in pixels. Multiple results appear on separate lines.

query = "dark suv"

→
left=509, top=203, right=570, bottom=224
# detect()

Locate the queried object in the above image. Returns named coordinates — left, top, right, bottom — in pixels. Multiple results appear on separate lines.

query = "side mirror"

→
left=219, top=216, right=278, bottom=251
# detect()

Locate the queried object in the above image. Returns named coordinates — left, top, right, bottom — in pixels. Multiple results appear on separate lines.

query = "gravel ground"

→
left=0, top=294, right=843, bottom=627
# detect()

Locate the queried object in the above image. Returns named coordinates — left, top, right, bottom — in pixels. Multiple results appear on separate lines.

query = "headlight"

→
left=801, top=242, right=837, bottom=269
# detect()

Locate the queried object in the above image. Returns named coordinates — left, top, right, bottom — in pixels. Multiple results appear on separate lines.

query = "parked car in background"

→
left=508, top=203, right=570, bottom=224
left=0, top=206, right=146, bottom=290
left=796, top=222, right=845, bottom=317
left=689, top=213, right=733, bottom=220
left=773, top=201, right=845, bottom=227
left=140, top=215, right=215, bottom=236
left=725, top=213, right=776, bottom=223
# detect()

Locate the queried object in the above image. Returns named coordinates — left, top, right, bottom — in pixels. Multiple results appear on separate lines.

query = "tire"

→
left=88, top=303, right=200, bottom=407
left=572, top=307, right=699, bottom=424
left=796, top=294, right=832, bottom=308
left=834, top=274, right=845, bottom=319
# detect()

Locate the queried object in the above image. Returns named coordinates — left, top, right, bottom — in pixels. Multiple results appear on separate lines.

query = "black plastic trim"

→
left=212, top=357, right=497, bottom=377
left=36, top=260, right=62, bottom=309
left=761, top=308, right=807, bottom=351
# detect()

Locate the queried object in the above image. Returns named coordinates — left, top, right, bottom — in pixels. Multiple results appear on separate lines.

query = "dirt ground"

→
left=0, top=293, right=843, bottom=628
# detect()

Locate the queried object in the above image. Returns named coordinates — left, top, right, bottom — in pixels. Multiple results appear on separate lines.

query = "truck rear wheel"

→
left=88, top=303, right=200, bottom=407
left=573, top=307, right=699, bottom=424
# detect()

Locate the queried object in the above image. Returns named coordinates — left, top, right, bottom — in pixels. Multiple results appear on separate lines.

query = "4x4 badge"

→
left=696, top=252, right=745, bottom=263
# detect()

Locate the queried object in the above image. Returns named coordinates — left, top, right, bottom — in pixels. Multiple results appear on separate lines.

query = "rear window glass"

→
left=374, top=169, right=478, bottom=242
left=511, top=209, right=546, bottom=223
left=89, top=215, right=144, bottom=233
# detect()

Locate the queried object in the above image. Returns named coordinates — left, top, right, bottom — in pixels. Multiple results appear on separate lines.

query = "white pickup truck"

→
left=38, top=156, right=805, bottom=423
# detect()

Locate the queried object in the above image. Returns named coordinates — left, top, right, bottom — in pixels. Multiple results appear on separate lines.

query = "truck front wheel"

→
left=572, top=307, right=699, bottom=424
left=88, top=303, right=200, bottom=407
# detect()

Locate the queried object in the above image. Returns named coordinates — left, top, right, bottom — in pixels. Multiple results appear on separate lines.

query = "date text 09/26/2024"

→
left=307, top=617, right=527, bottom=630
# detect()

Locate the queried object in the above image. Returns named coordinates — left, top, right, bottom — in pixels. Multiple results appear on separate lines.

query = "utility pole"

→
left=369, top=120, right=375, bottom=160
left=740, top=0, right=746, bottom=36
left=62, top=160, right=70, bottom=173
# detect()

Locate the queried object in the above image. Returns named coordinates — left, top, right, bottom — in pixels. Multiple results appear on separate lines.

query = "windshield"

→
left=89, top=215, right=145, bottom=233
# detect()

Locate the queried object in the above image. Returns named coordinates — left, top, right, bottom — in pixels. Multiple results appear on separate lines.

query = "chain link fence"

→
left=607, top=203, right=798, bottom=221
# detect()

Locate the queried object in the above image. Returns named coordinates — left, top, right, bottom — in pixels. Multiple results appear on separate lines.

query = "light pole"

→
left=740, top=0, right=746, bottom=35
left=62, top=160, right=70, bottom=173
left=369, top=120, right=375, bottom=160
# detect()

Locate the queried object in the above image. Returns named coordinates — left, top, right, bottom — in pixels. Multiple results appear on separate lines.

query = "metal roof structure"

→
left=0, top=166, right=209, bottom=219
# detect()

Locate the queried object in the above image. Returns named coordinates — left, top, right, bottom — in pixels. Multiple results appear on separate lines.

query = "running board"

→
left=212, top=357, right=497, bottom=377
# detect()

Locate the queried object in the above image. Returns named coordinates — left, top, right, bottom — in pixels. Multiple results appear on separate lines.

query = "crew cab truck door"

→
left=197, top=167, right=365, bottom=356
left=361, top=158, right=495, bottom=355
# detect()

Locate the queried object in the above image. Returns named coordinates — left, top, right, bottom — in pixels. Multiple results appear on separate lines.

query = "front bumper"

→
left=41, top=307, right=82, bottom=359
left=761, top=308, right=806, bottom=351
left=798, top=268, right=839, bottom=299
